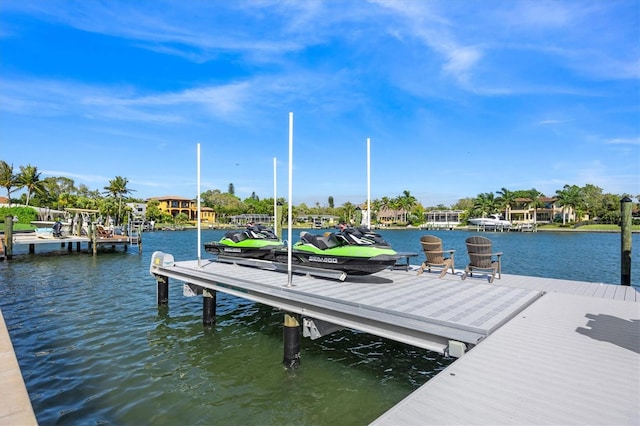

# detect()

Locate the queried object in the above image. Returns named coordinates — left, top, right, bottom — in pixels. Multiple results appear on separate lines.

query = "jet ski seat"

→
left=225, top=231, right=248, bottom=243
left=300, top=231, right=340, bottom=250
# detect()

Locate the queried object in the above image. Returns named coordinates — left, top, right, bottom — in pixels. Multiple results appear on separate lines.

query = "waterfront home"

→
left=146, top=195, right=216, bottom=225
left=422, top=210, right=463, bottom=229
left=507, top=197, right=575, bottom=224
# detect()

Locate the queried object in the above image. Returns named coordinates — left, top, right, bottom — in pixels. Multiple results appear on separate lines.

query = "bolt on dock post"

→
left=202, top=288, right=216, bottom=327
left=283, top=313, right=301, bottom=369
left=620, top=196, right=632, bottom=286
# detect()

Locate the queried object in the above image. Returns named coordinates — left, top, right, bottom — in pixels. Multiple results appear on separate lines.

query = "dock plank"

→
left=159, top=259, right=543, bottom=351
left=372, top=292, right=640, bottom=425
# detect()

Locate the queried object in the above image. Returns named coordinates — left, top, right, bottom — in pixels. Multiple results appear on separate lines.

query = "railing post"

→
left=620, top=196, right=632, bottom=286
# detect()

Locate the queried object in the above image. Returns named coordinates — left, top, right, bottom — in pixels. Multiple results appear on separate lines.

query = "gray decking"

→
left=150, top=256, right=640, bottom=425
left=372, top=292, right=640, bottom=425
left=155, top=258, right=544, bottom=354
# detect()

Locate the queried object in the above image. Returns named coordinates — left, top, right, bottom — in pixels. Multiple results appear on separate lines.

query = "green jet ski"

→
left=272, top=226, right=402, bottom=275
left=204, top=224, right=284, bottom=259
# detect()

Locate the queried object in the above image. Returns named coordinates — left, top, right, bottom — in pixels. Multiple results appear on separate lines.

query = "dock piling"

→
left=4, top=215, right=14, bottom=259
left=620, top=196, right=632, bottom=286
left=283, top=313, right=301, bottom=369
left=157, top=275, right=169, bottom=306
left=202, top=289, right=216, bottom=327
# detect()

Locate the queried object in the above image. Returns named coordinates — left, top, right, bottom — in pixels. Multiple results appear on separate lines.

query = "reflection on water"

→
left=0, top=229, right=637, bottom=425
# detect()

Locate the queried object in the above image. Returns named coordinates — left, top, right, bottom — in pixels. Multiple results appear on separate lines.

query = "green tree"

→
left=370, top=198, right=382, bottom=225
left=555, top=184, right=583, bottom=224
left=581, top=184, right=604, bottom=220
left=328, top=196, right=334, bottom=209
left=18, top=164, right=46, bottom=206
left=496, top=187, right=516, bottom=220
left=145, top=199, right=162, bottom=221
left=0, top=160, right=20, bottom=203
left=396, top=190, right=417, bottom=224
left=228, top=183, right=235, bottom=195
left=174, top=212, right=190, bottom=225
left=472, top=192, right=497, bottom=219
left=529, top=191, right=544, bottom=223
left=598, top=193, right=622, bottom=223
left=103, top=176, right=135, bottom=225
left=341, top=201, right=356, bottom=224
left=201, top=189, right=243, bottom=223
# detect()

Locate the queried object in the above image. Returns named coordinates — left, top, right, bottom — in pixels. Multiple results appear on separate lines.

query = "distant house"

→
left=422, top=210, right=464, bottom=229
left=126, top=202, right=147, bottom=220
left=376, top=207, right=408, bottom=225
left=147, top=195, right=216, bottom=224
left=508, top=197, right=574, bottom=224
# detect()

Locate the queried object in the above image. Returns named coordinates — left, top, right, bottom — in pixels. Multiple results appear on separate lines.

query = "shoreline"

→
left=160, top=224, right=640, bottom=233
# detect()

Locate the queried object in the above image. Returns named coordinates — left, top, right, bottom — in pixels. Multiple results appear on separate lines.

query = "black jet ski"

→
left=272, top=226, right=402, bottom=275
left=204, top=224, right=285, bottom=259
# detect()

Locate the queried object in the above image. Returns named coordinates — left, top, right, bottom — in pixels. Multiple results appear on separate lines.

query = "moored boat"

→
left=468, top=214, right=512, bottom=229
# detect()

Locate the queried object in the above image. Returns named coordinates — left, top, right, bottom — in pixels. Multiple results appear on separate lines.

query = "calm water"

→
left=0, top=229, right=638, bottom=425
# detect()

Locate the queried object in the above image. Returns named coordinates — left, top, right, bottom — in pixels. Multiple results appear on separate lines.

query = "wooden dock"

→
left=150, top=255, right=640, bottom=425
left=3, top=232, right=140, bottom=257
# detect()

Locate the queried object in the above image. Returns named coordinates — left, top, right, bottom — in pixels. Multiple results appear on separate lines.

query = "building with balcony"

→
left=147, top=195, right=216, bottom=225
left=507, top=197, right=574, bottom=224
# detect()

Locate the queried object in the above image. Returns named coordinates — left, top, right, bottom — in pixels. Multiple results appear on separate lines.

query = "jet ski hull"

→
left=205, top=226, right=284, bottom=260
left=204, top=240, right=284, bottom=259
left=272, top=244, right=401, bottom=275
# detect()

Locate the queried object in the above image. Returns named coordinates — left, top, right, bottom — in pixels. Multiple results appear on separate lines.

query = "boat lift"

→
left=215, top=254, right=348, bottom=281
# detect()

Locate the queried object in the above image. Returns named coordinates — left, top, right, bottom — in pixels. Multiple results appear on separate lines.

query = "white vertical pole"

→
left=367, top=138, right=371, bottom=228
left=273, top=157, right=277, bottom=236
left=197, top=143, right=202, bottom=268
left=287, top=112, right=294, bottom=287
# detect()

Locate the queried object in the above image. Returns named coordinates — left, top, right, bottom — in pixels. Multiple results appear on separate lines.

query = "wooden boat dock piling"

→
left=2, top=215, right=142, bottom=259
left=149, top=253, right=639, bottom=425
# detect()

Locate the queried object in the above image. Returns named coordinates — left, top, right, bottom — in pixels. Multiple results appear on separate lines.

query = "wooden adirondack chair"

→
left=416, top=235, right=455, bottom=278
left=461, top=236, right=502, bottom=283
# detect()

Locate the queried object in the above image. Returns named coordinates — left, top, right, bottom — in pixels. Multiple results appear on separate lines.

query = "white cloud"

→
left=604, top=137, right=640, bottom=146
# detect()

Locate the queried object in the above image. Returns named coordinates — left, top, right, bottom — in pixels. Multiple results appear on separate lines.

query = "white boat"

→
left=468, top=214, right=512, bottom=229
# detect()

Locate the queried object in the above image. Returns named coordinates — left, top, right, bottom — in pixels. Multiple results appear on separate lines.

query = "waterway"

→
left=0, top=229, right=638, bottom=425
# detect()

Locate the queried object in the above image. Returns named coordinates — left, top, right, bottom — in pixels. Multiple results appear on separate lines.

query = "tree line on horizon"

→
left=1, top=160, right=637, bottom=226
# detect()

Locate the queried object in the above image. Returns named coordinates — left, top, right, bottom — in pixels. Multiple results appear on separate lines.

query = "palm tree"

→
left=0, top=160, right=20, bottom=204
left=389, top=197, right=403, bottom=223
left=496, top=187, right=516, bottom=220
left=397, top=190, right=417, bottom=224
left=528, top=191, right=544, bottom=224
left=18, top=164, right=46, bottom=206
left=555, top=184, right=583, bottom=224
left=473, top=192, right=496, bottom=218
left=103, top=176, right=135, bottom=225
left=370, top=198, right=382, bottom=226
left=341, top=201, right=355, bottom=224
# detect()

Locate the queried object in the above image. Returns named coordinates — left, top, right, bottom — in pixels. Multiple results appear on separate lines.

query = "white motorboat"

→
left=468, top=214, right=512, bottom=229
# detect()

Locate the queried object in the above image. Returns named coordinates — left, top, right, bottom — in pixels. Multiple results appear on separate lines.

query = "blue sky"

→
left=1, top=1, right=638, bottom=207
